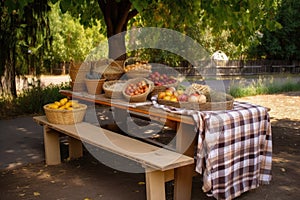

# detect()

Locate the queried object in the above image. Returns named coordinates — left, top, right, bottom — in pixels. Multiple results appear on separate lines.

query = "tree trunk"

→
left=107, top=29, right=127, bottom=60
left=11, top=42, right=17, bottom=97
left=98, top=0, right=138, bottom=60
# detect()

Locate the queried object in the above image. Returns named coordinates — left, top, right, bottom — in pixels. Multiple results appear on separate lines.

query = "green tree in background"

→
left=1, top=0, right=282, bottom=96
left=48, top=3, right=105, bottom=65
left=1, top=0, right=51, bottom=97
left=1, top=1, right=104, bottom=95
left=248, top=0, right=300, bottom=60
left=57, top=0, right=280, bottom=60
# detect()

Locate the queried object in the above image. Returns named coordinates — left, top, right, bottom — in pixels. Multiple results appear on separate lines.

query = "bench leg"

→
left=145, top=169, right=166, bottom=200
left=68, top=137, right=83, bottom=159
left=43, top=126, right=61, bottom=165
left=174, top=165, right=194, bottom=200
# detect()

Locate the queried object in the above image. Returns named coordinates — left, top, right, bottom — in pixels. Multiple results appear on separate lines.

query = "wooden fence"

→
left=174, top=60, right=300, bottom=78
left=52, top=59, right=300, bottom=78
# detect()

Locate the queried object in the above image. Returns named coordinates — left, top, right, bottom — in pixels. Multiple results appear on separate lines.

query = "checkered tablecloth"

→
left=151, top=97, right=272, bottom=200
left=192, top=102, right=272, bottom=200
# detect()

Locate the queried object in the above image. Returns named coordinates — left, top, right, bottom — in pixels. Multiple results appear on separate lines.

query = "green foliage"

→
left=127, top=0, right=281, bottom=60
left=58, top=0, right=103, bottom=28
left=48, top=2, right=105, bottom=64
left=0, top=82, right=70, bottom=119
left=1, top=0, right=53, bottom=96
left=229, top=77, right=300, bottom=98
left=16, top=83, right=70, bottom=114
left=248, top=0, right=300, bottom=60
left=56, top=0, right=281, bottom=61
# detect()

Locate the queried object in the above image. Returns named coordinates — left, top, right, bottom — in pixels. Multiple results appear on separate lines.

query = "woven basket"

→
left=150, top=80, right=179, bottom=97
left=93, top=58, right=124, bottom=81
left=85, top=78, right=105, bottom=95
left=44, top=103, right=87, bottom=124
left=103, top=60, right=125, bottom=80
left=69, top=61, right=90, bottom=92
left=126, top=69, right=152, bottom=79
left=124, top=57, right=151, bottom=79
left=157, top=93, right=234, bottom=111
left=103, top=80, right=126, bottom=99
left=122, top=78, right=154, bottom=102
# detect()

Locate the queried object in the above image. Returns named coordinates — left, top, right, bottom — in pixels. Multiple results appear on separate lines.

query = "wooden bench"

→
left=33, top=116, right=194, bottom=200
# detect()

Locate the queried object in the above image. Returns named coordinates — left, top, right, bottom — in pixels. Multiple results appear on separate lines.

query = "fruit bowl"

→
left=147, top=71, right=178, bottom=96
left=44, top=99, right=87, bottom=124
left=124, top=57, right=152, bottom=79
left=157, top=95, right=234, bottom=111
left=156, top=85, right=234, bottom=111
left=122, top=78, right=154, bottom=102
left=103, top=80, right=126, bottom=99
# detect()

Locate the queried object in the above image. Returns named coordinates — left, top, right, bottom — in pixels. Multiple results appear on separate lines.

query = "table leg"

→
left=43, top=126, right=61, bottom=165
left=145, top=168, right=166, bottom=200
left=112, top=107, right=128, bottom=133
left=174, top=123, right=196, bottom=200
left=68, top=137, right=83, bottom=159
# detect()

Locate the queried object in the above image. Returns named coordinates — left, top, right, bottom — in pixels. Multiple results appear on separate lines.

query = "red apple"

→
left=178, top=94, right=188, bottom=102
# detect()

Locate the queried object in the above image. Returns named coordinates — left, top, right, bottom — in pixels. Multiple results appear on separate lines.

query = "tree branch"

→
left=115, top=0, right=132, bottom=33
left=127, top=9, right=138, bottom=22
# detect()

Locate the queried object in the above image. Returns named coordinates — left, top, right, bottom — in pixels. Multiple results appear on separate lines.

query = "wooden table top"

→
left=60, top=90, right=195, bottom=125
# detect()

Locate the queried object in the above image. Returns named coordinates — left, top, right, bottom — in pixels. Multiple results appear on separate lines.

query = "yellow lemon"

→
left=59, top=98, right=68, bottom=106
left=163, top=95, right=171, bottom=101
left=54, top=101, right=61, bottom=106
left=48, top=104, right=59, bottom=109
left=58, top=105, right=65, bottom=110
left=64, top=102, right=72, bottom=108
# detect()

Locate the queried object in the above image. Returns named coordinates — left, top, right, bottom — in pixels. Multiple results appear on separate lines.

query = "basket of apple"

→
left=123, top=78, right=154, bottom=102
left=147, top=71, right=178, bottom=96
left=157, top=84, right=234, bottom=111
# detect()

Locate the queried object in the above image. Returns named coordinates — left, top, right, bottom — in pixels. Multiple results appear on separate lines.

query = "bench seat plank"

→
left=33, top=116, right=194, bottom=171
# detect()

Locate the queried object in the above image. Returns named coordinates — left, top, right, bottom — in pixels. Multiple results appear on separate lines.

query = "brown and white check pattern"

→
left=151, top=97, right=272, bottom=200
left=192, top=102, right=272, bottom=200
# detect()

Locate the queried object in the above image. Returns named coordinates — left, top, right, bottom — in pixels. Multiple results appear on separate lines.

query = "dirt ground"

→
left=1, top=91, right=300, bottom=200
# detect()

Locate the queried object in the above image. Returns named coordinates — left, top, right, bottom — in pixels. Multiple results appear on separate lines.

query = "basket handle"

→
left=108, top=59, right=124, bottom=71
left=94, top=58, right=124, bottom=73
left=145, top=79, right=155, bottom=93
left=123, top=57, right=142, bottom=68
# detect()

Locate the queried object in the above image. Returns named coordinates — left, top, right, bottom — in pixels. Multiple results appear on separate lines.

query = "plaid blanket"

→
left=193, top=102, right=272, bottom=200
left=151, top=97, right=272, bottom=200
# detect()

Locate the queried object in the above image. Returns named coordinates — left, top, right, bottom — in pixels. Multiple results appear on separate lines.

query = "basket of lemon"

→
left=43, top=98, right=87, bottom=124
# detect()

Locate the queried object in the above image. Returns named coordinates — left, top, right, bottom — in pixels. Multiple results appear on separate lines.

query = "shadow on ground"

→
left=1, top=123, right=300, bottom=200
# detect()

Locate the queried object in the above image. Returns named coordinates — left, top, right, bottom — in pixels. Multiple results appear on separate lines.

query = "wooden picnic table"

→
left=59, top=89, right=272, bottom=200
left=60, top=89, right=197, bottom=200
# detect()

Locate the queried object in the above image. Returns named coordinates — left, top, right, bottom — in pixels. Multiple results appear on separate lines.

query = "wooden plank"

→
left=43, top=126, right=61, bottom=165
left=33, top=116, right=194, bottom=171
left=174, top=165, right=194, bottom=200
left=59, top=90, right=194, bottom=125
left=146, top=168, right=166, bottom=200
left=68, top=137, right=83, bottom=159
left=164, top=169, right=174, bottom=182
left=272, top=65, right=295, bottom=68
left=243, top=65, right=262, bottom=68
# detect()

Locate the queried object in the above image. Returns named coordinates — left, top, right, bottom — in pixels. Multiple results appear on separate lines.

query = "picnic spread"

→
left=55, top=57, right=272, bottom=200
